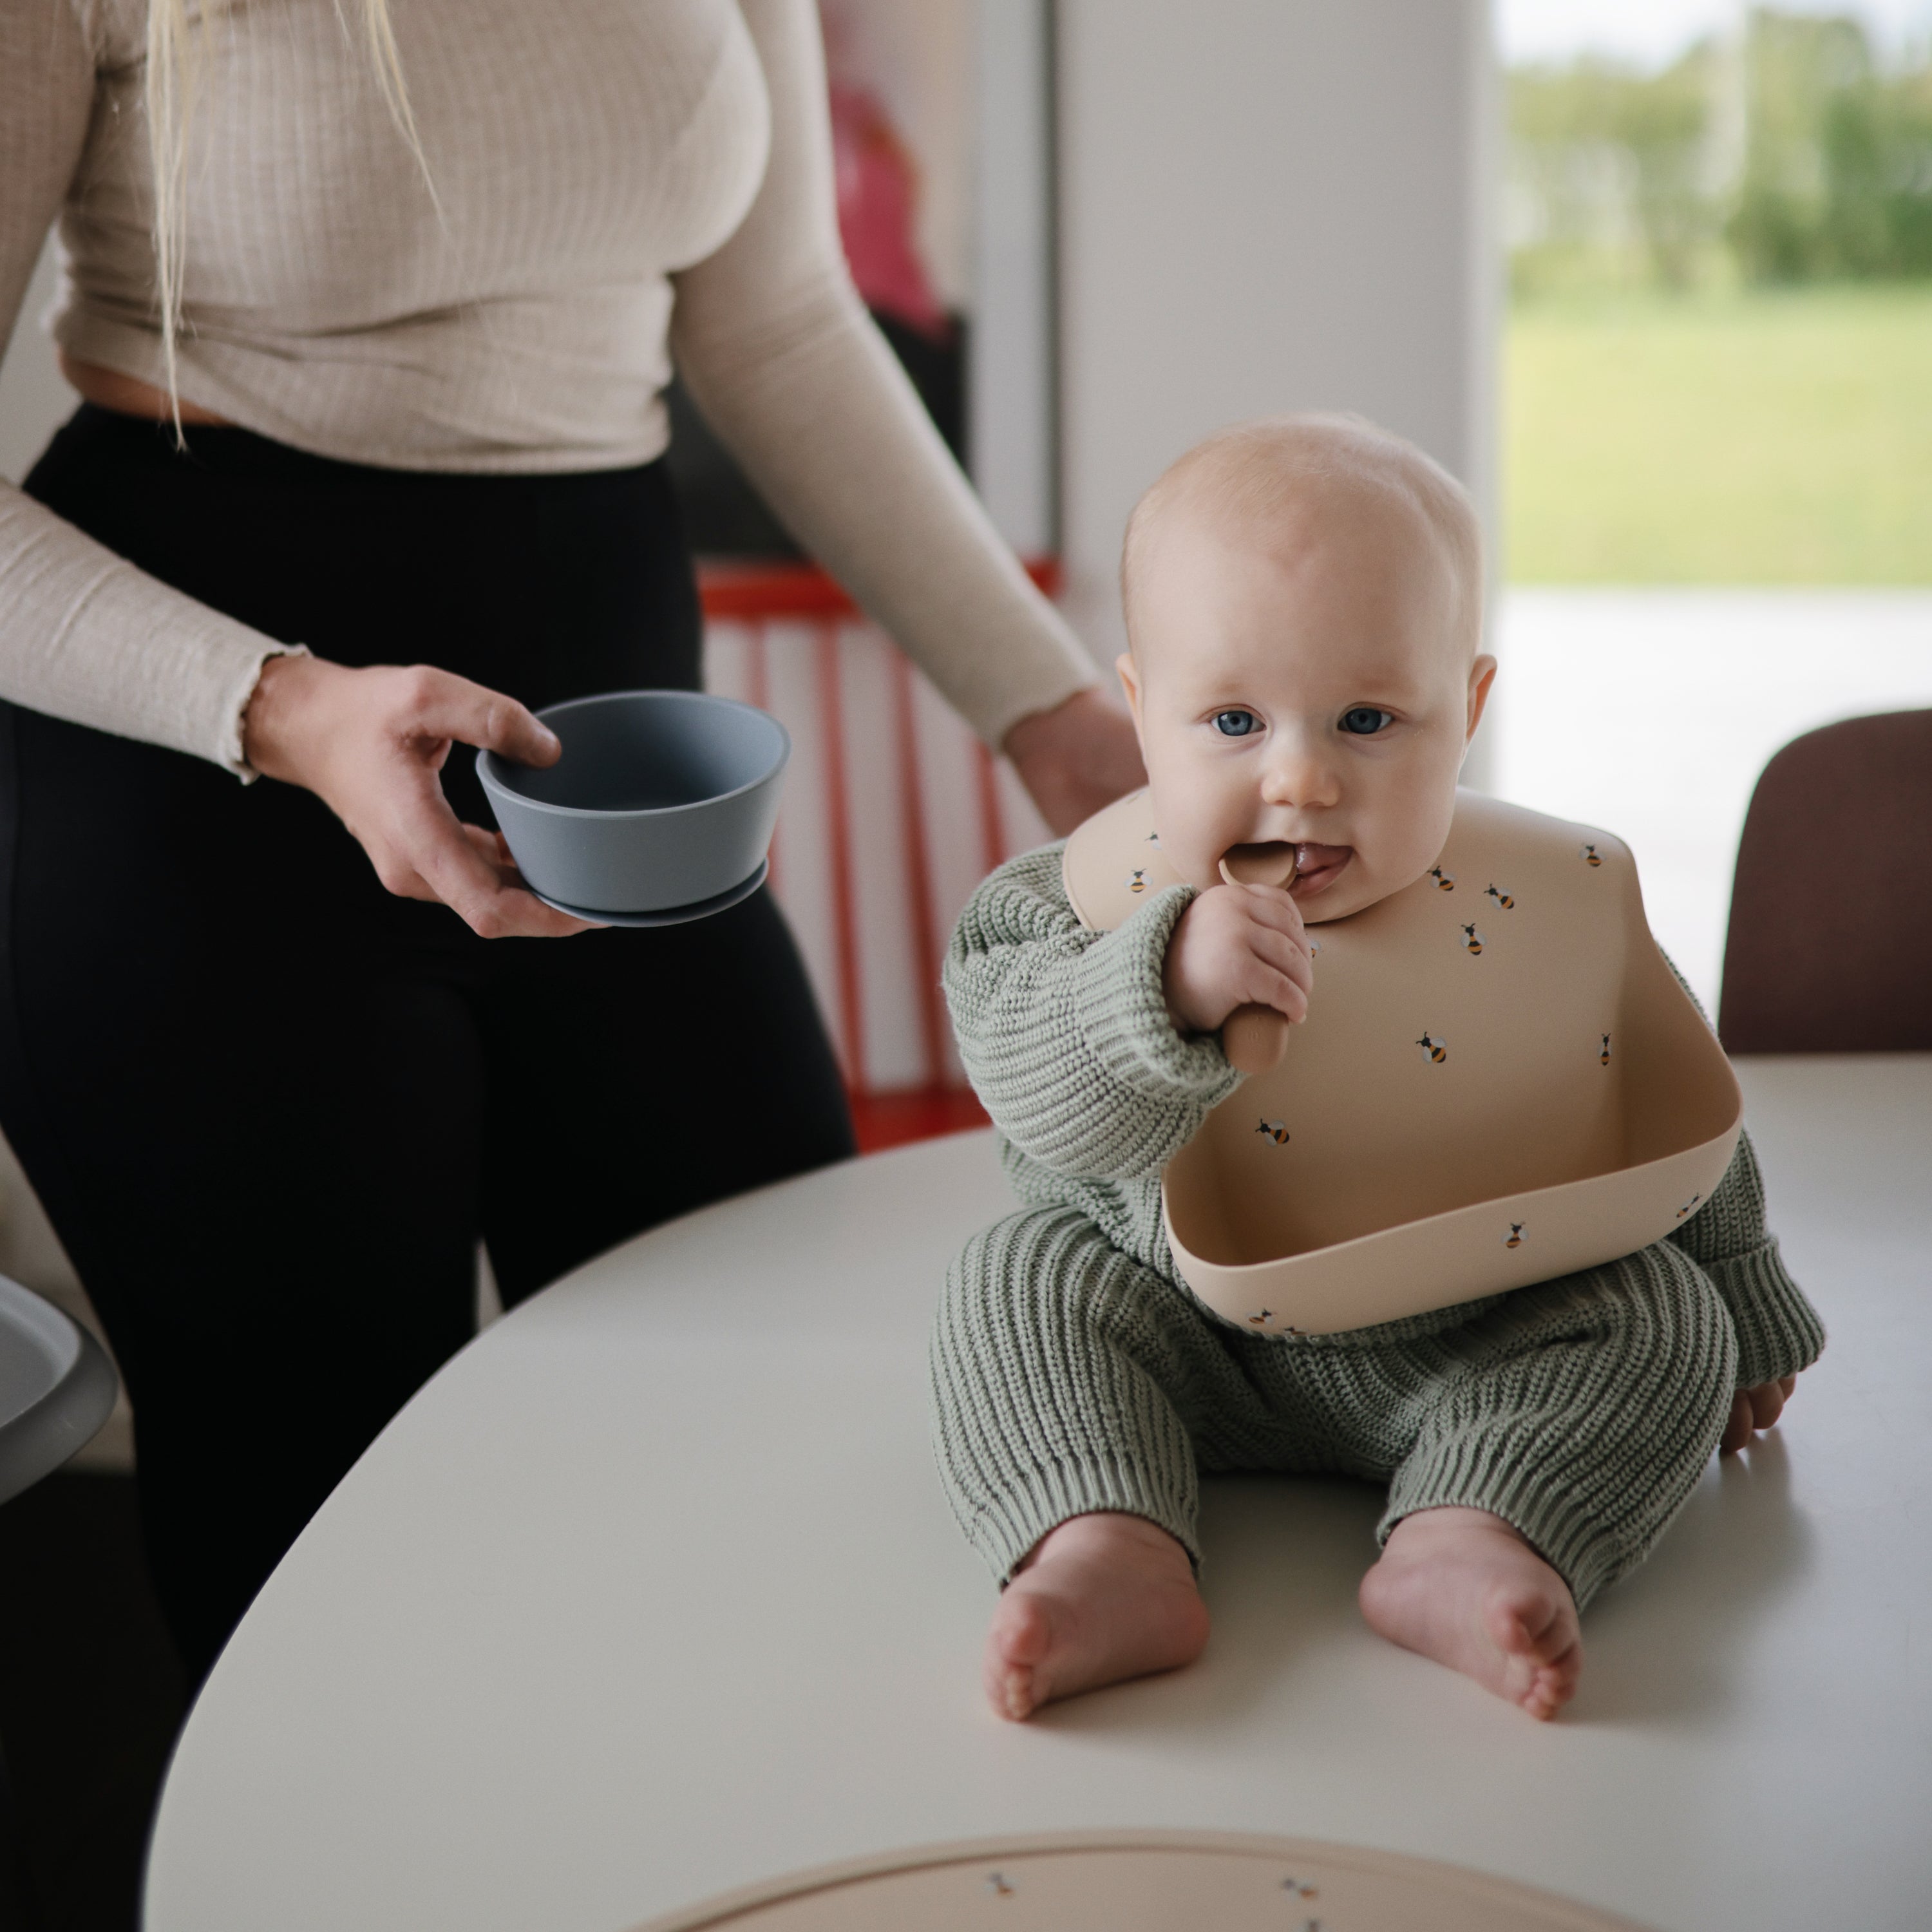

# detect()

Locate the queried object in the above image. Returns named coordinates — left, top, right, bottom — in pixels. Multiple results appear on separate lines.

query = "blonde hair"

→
left=145, top=0, right=430, bottom=431
left=1121, top=412, right=1484, bottom=661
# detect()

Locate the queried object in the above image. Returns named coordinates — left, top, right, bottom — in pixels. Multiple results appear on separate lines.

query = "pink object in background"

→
left=829, top=80, right=952, bottom=340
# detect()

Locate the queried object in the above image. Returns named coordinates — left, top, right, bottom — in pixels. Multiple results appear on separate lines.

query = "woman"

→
left=0, top=0, right=1139, bottom=1680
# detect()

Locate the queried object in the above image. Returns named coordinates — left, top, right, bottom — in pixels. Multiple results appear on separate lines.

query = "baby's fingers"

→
left=1236, top=880, right=1309, bottom=945
left=1231, top=954, right=1309, bottom=1025
left=1719, top=1379, right=1792, bottom=1454
left=1245, top=922, right=1315, bottom=1001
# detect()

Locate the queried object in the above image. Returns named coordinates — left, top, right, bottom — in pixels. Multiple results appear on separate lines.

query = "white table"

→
left=146, top=1059, right=1932, bottom=1932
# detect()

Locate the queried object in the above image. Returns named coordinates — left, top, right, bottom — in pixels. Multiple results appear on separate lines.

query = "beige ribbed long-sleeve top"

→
left=0, top=0, right=1097, bottom=775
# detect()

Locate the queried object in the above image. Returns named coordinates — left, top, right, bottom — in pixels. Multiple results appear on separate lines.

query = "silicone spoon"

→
left=1218, top=841, right=1299, bottom=1074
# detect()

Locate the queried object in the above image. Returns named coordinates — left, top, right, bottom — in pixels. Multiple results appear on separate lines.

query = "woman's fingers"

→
left=378, top=772, right=593, bottom=938
left=457, top=822, right=517, bottom=870
left=243, top=656, right=601, bottom=937
left=385, top=665, right=561, bottom=769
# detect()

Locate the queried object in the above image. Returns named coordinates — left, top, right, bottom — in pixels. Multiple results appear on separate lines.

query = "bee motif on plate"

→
left=1600, top=1033, right=1613, bottom=1066
left=1676, top=1193, right=1702, bottom=1220
left=1484, top=883, right=1515, bottom=909
left=1428, top=866, right=1455, bottom=891
left=1416, top=1030, right=1448, bottom=1064
left=1580, top=842, right=1602, bottom=868
left=1505, top=1221, right=1526, bottom=1249
left=1126, top=868, right=1148, bottom=894
left=1256, top=1118, right=1290, bottom=1144
left=1461, top=923, right=1486, bottom=956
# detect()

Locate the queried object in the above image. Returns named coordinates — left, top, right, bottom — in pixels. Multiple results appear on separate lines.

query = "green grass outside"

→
left=1505, top=283, right=1932, bottom=583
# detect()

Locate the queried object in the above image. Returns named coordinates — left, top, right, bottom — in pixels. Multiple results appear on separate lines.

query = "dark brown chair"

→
left=1718, top=708, right=1932, bottom=1053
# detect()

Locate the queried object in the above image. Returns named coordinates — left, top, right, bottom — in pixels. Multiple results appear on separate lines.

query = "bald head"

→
left=1121, top=413, right=1483, bottom=667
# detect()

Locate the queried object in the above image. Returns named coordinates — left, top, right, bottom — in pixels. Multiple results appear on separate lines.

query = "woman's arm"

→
left=0, top=6, right=583, bottom=939
left=670, top=0, right=1141, bottom=831
left=0, top=1, right=301, bottom=775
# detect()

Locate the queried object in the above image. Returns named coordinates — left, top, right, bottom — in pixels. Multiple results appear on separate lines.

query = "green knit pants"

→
left=930, top=1208, right=1739, bottom=1610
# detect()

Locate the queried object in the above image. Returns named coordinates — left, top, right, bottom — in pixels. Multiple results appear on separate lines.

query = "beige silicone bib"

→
left=1063, top=790, right=1741, bottom=1336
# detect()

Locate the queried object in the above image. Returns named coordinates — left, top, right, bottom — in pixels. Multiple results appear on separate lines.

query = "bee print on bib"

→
left=1247, top=1309, right=1303, bottom=1334
left=1145, top=830, right=1160, bottom=846
left=1126, top=868, right=1148, bottom=894
left=1460, top=923, right=1486, bottom=955
left=1580, top=842, right=1603, bottom=867
left=1600, top=1033, right=1613, bottom=1066
left=1256, top=1118, right=1290, bottom=1144
left=985, top=1872, right=1015, bottom=1897
left=1416, top=1030, right=1448, bottom=1064
left=1428, top=866, right=1455, bottom=891
left=1484, top=883, right=1515, bottom=909
left=1505, top=1221, right=1526, bottom=1249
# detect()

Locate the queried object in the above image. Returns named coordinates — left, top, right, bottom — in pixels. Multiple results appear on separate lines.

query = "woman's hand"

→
left=1002, top=687, right=1146, bottom=837
left=243, top=654, right=597, bottom=938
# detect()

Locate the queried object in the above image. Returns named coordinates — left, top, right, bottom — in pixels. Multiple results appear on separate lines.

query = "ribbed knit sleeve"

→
left=668, top=0, right=1099, bottom=748
left=0, top=0, right=301, bottom=777
left=1667, top=1126, right=1824, bottom=1390
left=943, top=845, right=1239, bottom=1182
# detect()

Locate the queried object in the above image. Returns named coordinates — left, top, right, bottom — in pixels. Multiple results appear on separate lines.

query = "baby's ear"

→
left=1465, top=653, right=1498, bottom=741
left=1115, top=652, right=1142, bottom=730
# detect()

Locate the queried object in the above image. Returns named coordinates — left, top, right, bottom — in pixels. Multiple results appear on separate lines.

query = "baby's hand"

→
left=1720, top=1374, right=1798, bottom=1454
left=1163, top=881, right=1314, bottom=1038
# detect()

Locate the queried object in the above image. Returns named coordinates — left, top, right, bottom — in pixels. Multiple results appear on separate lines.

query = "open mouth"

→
left=1291, top=842, right=1353, bottom=896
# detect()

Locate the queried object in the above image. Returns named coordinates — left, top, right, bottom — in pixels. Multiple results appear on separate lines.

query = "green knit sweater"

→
left=944, top=844, right=1824, bottom=1391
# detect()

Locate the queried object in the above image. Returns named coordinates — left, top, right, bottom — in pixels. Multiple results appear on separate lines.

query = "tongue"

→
left=1294, top=842, right=1352, bottom=879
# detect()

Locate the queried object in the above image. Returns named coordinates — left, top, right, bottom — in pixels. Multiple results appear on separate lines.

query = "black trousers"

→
left=1, top=408, right=854, bottom=1681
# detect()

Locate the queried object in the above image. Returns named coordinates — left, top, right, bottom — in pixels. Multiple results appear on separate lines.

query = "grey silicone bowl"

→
left=477, top=690, right=789, bottom=916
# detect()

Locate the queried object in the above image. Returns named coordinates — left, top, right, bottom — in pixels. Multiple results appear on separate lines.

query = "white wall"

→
left=1054, top=0, right=1499, bottom=776
left=970, top=0, right=1057, bottom=556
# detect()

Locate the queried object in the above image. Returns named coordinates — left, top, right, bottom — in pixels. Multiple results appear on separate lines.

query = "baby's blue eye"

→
left=1212, top=710, right=1260, bottom=737
left=1340, top=706, right=1394, bottom=736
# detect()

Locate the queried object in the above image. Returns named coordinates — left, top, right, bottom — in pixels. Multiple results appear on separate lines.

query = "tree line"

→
left=1509, top=7, right=1932, bottom=293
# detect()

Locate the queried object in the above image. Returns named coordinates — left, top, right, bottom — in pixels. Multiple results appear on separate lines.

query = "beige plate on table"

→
left=629, top=1829, right=1651, bottom=1931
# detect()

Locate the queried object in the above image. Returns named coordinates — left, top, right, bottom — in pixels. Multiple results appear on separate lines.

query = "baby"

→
left=931, top=414, right=1824, bottom=1723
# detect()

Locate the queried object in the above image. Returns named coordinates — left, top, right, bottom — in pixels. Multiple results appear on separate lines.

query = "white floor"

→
left=1492, top=588, right=1932, bottom=1014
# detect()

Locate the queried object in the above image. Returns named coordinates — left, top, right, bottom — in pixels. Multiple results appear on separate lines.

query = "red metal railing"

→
left=697, top=559, right=1059, bottom=1153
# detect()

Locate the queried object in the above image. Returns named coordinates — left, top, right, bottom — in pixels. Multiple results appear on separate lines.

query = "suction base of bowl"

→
left=530, top=858, right=768, bottom=928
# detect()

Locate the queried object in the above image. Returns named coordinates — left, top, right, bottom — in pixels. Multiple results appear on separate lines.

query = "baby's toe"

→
left=998, top=1663, right=1039, bottom=1721
left=985, top=1591, right=1057, bottom=1721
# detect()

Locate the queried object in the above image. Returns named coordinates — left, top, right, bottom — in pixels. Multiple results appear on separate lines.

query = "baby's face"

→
left=1118, top=495, right=1494, bottom=923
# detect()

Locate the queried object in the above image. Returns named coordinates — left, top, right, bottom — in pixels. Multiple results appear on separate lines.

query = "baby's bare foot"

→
left=985, top=1512, right=1209, bottom=1722
left=1358, top=1506, right=1582, bottom=1721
